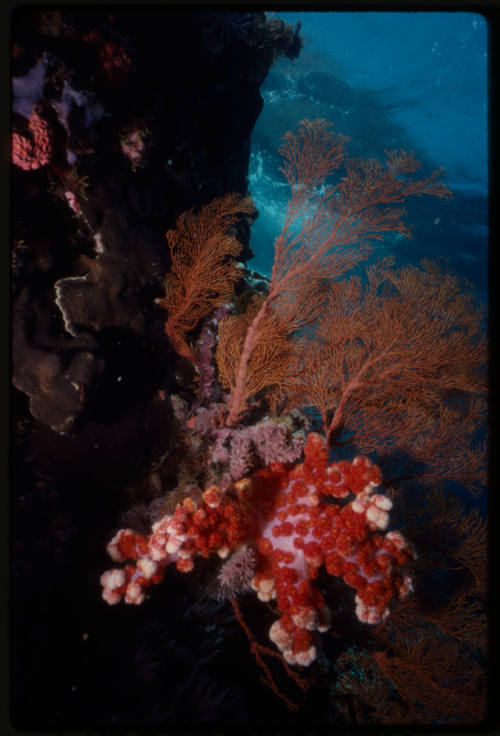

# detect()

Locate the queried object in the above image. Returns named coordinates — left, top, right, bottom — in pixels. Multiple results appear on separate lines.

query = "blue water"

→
left=248, top=11, right=488, bottom=302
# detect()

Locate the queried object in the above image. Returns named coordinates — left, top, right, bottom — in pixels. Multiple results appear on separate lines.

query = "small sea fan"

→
left=215, top=546, right=256, bottom=600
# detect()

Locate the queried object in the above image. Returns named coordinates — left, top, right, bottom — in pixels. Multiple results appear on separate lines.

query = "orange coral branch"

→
left=284, top=258, right=486, bottom=491
left=373, top=624, right=486, bottom=723
left=157, top=193, right=254, bottom=360
left=230, top=597, right=309, bottom=711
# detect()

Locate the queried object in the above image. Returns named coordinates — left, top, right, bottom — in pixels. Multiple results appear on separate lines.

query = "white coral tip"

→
left=124, top=581, right=145, bottom=605
left=100, top=568, right=126, bottom=589
left=294, top=645, right=317, bottom=667
left=137, top=558, right=157, bottom=578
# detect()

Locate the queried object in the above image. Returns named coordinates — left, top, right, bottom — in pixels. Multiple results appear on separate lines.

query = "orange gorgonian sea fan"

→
left=157, top=192, right=255, bottom=361
left=215, top=119, right=452, bottom=426
left=283, top=257, right=487, bottom=490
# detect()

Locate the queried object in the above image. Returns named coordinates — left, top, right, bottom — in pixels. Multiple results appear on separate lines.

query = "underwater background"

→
left=10, top=9, right=489, bottom=730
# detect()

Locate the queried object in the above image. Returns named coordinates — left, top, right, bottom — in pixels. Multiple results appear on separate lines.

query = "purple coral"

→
left=211, top=418, right=307, bottom=483
left=226, top=432, right=253, bottom=481
left=13, top=57, right=48, bottom=119
left=195, top=305, right=232, bottom=405
left=215, top=545, right=256, bottom=600
left=248, top=420, right=306, bottom=467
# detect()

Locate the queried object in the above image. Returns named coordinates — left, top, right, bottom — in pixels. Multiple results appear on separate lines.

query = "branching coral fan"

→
left=283, top=256, right=487, bottom=490
left=215, top=120, right=452, bottom=426
left=157, top=192, right=255, bottom=361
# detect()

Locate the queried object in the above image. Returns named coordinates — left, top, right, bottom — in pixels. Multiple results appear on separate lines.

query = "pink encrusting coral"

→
left=101, top=433, right=415, bottom=666
left=12, top=111, right=53, bottom=170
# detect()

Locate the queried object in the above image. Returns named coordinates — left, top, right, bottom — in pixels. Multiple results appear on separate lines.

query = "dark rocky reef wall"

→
left=12, top=8, right=301, bottom=468
left=11, top=12, right=303, bottom=728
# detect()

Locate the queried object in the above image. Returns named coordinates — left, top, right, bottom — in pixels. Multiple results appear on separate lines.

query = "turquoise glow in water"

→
left=248, top=11, right=488, bottom=303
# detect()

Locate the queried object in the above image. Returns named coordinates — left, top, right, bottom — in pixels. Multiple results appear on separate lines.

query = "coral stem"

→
left=225, top=297, right=272, bottom=426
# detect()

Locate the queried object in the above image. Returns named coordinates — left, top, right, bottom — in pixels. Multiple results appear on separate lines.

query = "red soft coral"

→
left=101, top=433, right=414, bottom=666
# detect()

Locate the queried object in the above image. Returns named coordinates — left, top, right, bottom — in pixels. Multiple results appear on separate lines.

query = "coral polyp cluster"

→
left=101, top=433, right=414, bottom=666
left=12, top=111, right=53, bottom=170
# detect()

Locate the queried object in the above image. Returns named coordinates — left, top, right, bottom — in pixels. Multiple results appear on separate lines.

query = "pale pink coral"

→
left=216, top=545, right=257, bottom=599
